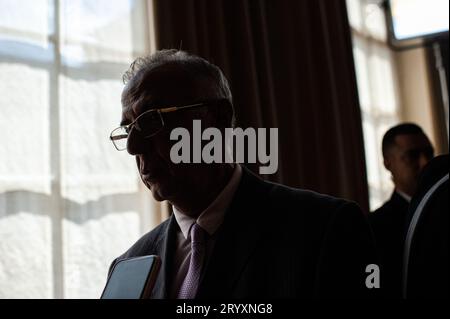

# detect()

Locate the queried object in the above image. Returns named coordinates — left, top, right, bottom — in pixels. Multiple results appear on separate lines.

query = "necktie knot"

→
left=190, top=223, right=206, bottom=244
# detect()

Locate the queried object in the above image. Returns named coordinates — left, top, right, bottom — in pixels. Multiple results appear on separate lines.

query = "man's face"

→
left=384, top=133, right=434, bottom=197
left=120, top=67, right=217, bottom=202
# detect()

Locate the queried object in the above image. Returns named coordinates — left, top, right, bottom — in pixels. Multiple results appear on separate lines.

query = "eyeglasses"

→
left=110, top=100, right=224, bottom=151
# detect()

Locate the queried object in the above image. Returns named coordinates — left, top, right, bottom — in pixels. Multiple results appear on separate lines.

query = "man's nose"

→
left=126, top=128, right=149, bottom=155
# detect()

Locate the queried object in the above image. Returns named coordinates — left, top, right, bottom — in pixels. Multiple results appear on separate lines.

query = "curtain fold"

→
left=153, top=0, right=370, bottom=212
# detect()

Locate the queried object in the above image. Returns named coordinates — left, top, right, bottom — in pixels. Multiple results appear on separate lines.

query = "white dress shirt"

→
left=170, top=164, right=243, bottom=298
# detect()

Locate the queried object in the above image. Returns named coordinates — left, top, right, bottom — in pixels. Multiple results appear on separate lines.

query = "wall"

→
left=395, top=46, right=447, bottom=155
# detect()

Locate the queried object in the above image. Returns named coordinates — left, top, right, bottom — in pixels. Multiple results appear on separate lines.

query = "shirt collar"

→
left=173, top=164, right=243, bottom=239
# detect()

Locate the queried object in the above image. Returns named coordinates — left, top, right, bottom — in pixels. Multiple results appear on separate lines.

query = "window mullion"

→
left=48, top=0, right=65, bottom=300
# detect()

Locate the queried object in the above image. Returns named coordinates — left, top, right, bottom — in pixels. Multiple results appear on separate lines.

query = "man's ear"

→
left=206, top=101, right=232, bottom=128
left=216, top=100, right=233, bottom=128
left=202, top=107, right=218, bottom=128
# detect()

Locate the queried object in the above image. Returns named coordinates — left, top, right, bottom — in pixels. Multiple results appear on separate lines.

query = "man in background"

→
left=370, top=123, right=434, bottom=298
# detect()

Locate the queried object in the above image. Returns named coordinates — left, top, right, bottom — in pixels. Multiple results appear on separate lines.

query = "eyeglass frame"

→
left=109, top=98, right=227, bottom=151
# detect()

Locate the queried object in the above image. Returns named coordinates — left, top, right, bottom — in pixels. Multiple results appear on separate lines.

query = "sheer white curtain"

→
left=0, top=0, right=167, bottom=298
left=346, top=0, right=402, bottom=211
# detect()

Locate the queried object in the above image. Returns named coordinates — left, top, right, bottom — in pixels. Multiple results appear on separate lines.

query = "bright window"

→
left=347, top=0, right=402, bottom=211
left=0, top=0, right=160, bottom=298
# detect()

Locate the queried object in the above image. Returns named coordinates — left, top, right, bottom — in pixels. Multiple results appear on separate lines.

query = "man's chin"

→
left=151, top=191, right=165, bottom=202
left=148, top=183, right=175, bottom=202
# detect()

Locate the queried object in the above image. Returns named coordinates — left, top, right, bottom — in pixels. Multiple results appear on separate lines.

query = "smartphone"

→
left=101, top=255, right=161, bottom=299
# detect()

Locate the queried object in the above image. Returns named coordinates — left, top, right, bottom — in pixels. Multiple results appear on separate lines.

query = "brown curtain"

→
left=153, top=0, right=370, bottom=213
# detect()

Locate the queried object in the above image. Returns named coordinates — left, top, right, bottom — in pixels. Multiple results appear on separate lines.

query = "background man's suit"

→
left=109, top=167, right=378, bottom=298
left=370, top=191, right=409, bottom=298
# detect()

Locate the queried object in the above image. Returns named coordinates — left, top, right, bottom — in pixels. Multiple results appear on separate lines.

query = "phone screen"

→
left=101, top=255, right=160, bottom=299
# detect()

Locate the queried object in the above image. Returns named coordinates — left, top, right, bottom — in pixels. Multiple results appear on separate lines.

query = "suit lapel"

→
left=150, top=214, right=177, bottom=299
left=196, top=168, right=271, bottom=298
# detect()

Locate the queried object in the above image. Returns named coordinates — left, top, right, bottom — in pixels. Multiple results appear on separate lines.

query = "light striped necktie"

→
left=177, top=223, right=207, bottom=299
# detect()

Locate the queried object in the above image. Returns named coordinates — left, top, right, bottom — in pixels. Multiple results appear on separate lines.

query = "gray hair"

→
left=122, top=49, right=234, bottom=125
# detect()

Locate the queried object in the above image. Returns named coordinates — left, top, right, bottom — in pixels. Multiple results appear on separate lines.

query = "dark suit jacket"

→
left=370, top=191, right=409, bottom=298
left=109, top=167, right=378, bottom=298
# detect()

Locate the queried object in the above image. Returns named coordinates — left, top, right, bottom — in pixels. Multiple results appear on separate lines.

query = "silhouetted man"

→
left=370, top=123, right=434, bottom=298
left=106, top=49, right=377, bottom=299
